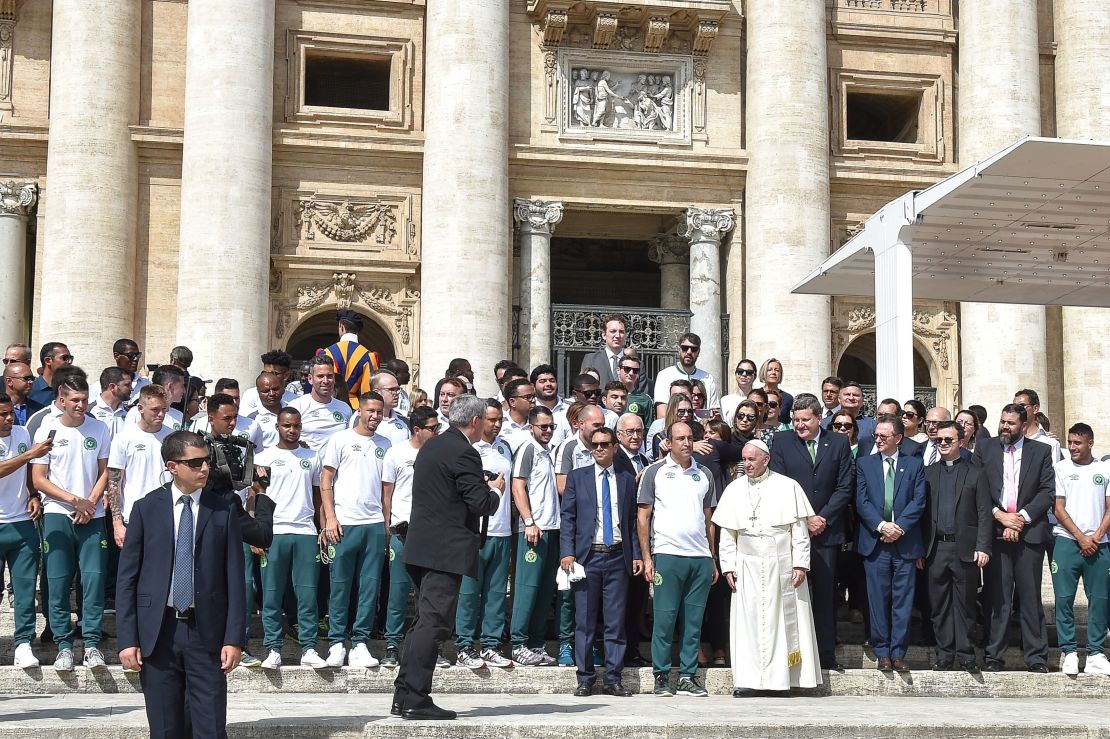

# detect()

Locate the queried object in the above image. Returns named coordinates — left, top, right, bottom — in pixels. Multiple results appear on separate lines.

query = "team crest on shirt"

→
left=16, top=443, right=26, bottom=454
left=332, top=412, right=345, bottom=422
left=524, top=549, right=538, bottom=564
left=299, top=459, right=311, bottom=470
left=42, top=541, right=49, bottom=554
left=1095, top=474, right=1107, bottom=486
left=84, top=437, right=98, bottom=451
left=315, top=552, right=321, bottom=563
left=692, top=473, right=701, bottom=482
left=629, top=402, right=639, bottom=413
left=375, top=447, right=385, bottom=459
left=100, top=539, right=108, bottom=549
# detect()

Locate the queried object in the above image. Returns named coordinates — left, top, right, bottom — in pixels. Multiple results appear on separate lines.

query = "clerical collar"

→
left=749, top=468, right=772, bottom=484
left=944, top=458, right=961, bottom=467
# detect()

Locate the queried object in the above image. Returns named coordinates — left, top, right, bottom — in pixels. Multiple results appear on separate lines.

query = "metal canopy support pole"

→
left=871, top=196, right=916, bottom=404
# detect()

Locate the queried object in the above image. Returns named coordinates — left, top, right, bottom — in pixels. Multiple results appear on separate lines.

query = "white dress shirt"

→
left=593, top=463, right=620, bottom=545
left=168, top=485, right=201, bottom=607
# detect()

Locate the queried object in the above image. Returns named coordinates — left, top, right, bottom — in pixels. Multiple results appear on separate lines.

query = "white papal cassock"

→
left=713, top=469, right=823, bottom=690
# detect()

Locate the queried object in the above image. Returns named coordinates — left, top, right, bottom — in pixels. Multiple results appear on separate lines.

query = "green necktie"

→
left=884, top=457, right=895, bottom=520
left=807, top=439, right=817, bottom=463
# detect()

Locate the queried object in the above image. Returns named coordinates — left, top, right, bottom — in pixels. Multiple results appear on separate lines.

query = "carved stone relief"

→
left=0, top=181, right=37, bottom=217
left=296, top=198, right=397, bottom=246
left=0, top=1, right=17, bottom=114
left=275, top=190, right=418, bottom=260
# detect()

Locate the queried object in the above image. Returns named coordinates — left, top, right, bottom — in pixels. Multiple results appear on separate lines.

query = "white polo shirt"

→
left=108, top=423, right=172, bottom=523
left=475, top=438, right=513, bottom=537
left=511, top=437, right=559, bottom=531
left=500, top=416, right=532, bottom=456
left=382, top=441, right=419, bottom=526
left=31, top=417, right=112, bottom=518
left=652, top=364, right=721, bottom=410
left=288, top=395, right=352, bottom=451
left=1053, top=458, right=1110, bottom=543
left=320, top=429, right=391, bottom=526
left=87, top=399, right=128, bottom=439
left=254, top=445, right=321, bottom=535
left=249, top=407, right=280, bottom=449
left=637, top=455, right=716, bottom=558
left=239, top=387, right=298, bottom=418
left=375, top=412, right=411, bottom=446
left=555, top=435, right=595, bottom=475
left=0, top=427, right=33, bottom=523
left=126, top=404, right=183, bottom=433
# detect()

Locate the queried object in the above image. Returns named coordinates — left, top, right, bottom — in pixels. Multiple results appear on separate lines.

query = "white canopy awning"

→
left=791, top=137, right=1110, bottom=400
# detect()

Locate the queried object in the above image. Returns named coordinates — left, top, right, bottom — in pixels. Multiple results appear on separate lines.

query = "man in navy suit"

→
left=116, top=431, right=246, bottom=739
left=770, top=393, right=854, bottom=670
left=561, top=426, right=643, bottom=696
left=856, top=416, right=926, bottom=672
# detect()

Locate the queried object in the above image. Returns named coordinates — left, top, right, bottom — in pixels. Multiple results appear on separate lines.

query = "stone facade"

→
left=3, top=0, right=1101, bottom=429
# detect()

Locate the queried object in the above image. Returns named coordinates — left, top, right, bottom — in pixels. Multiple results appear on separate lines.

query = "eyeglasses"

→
left=512, top=394, right=536, bottom=402
left=592, top=442, right=614, bottom=449
left=767, top=402, right=779, bottom=409
left=380, top=386, right=401, bottom=393
left=832, top=422, right=855, bottom=430
left=420, top=424, right=440, bottom=432
left=618, top=428, right=644, bottom=436
left=691, top=392, right=705, bottom=399
left=117, top=351, right=142, bottom=360
left=923, top=420, right=940, bottom=427
left=736, top=413, right=757, bottom=422
left=679, top=345, right=699, bottom=353
left=619, top=365, right=640, bottom=373
left=676, top=408, right=693, bottom=416
left=578, top=389, right=600, bottom=397
left=901, top=411, right=918, bottom=419
left=57, top=355, right=74, bottom=363
left=736, top=368, right=755, bottom=376
left=1, top=358, right=25, bottom=365
left=873, top=434, right=894, bottom=442
left=13, top=375, right=34, bottom=382
left=533, top=423, right=556, bottom=431
left=172, top=457, right=209, bottom=469
left=935, top=437, right=958, bottom=446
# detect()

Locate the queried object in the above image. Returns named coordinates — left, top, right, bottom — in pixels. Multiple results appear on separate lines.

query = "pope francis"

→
left=713, top=440, right=823, bottom=695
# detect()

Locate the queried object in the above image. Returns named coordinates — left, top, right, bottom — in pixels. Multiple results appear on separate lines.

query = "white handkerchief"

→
left=556, top=562, right=586, bottom=591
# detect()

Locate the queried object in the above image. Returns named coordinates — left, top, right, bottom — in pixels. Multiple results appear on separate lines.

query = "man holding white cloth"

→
left=714, top=440, right=822, bottom=696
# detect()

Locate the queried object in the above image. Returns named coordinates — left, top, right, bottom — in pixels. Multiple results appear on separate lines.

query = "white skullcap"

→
left=743, top=439, right=770, bottom=456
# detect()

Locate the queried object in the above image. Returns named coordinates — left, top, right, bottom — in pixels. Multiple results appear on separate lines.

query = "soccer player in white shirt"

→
left=106, top=384, right=172, bottom=547
left=86, top=367, right=132, bottom=438
left=500, top=378, right=535, bottom=455
left=240, top=350, right=299, bottom=417
left=29, top=375, right=112, bottom=671
left=0, top=393, right=51, bottom=667
left=289, top=356, right=352, bottom=451
left=319, top=391, right=392, bottom=668
left=379, top=405, right=439, bottom=668
left=248, top=372, right=287, bottom=449
left=454, top=399, right=512, bottom=669
left=367, top=371, right=410, bottom=446
left=254, top=408, right=326, bottom=669
left=125, top=365, right=186, bottom=432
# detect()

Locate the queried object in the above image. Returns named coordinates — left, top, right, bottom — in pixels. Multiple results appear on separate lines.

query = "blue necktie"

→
left=172, top=497, right=194, bottom=612
left=601, top=470, right=614, bottom=546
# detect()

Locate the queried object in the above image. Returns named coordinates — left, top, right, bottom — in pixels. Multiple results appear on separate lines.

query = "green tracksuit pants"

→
left=1051, top=535, right=1110, bottom=655
left=262, top=533, right=320, bottom=654
left=384, top=536, right=411, bottom=647
left=455, top=535, right=511, bottom=651
left=651, top=553, right=713, bottom=677
left=328, top=523, right=386, bottom=646
left=510, top=531, right=560, bottom=649
left=42, top=512, right=106, bottom=650
left=0, top=520, right=40, bottom=645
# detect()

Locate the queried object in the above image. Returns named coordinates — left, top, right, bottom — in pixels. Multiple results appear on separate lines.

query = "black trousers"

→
left=141, top=608, right=228, bottom=739
left=809, top=543, right=839, bottom=665
left=393, top=565, right=462, bottom=710
left=927, top=541, right=978, bottom=664
left=983, top=538, right=1048, bottom=667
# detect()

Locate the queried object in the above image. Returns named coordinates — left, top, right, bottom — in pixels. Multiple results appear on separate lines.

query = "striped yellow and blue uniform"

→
left=320, top=341, right=381, bottom=409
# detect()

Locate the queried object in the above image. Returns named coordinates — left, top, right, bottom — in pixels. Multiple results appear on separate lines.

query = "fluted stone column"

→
left=419, top=0, right=509, bottom=396
left=514, top=199, right=563, bottom=371
left=649, top=234, right=690, bottom=310
left=0, top=182, right=36, bottom=347
left=175, top=0, right=274, bottom=383
left=40, top=0, right=139, bottom=369
left=1056, top=0, right=1110, bottom=442
left=684, top=208, right=734, bottom=385
left=957, top=0, right=1045, bottom=416
left=744, top=0, right=830, bottom=393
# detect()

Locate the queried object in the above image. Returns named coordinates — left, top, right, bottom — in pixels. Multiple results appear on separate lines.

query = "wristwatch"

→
left=524, top=516, right=536, bottom=527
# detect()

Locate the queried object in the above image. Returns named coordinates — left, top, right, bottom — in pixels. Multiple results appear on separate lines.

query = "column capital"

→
left=682, top=207, right=735, bottom=244
left=648, top=232, right=690, bottom=266
left=0, top=181, right=36, bottom=218
left=513, top=198, right=564, bottom=235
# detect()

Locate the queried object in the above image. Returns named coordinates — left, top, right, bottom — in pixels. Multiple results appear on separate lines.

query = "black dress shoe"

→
left=1028, top=663, right=1048, bottom=674
left=877, top=657, right=893, bottom=672
left=822, top=661, right=846, bottom=672
left=624, top=652, right=650, bottom=668
left=983, top=661, right=1004, bottom=673
left=574, top=682, right=593, bottom=697
left=932, top=661, right=953, bottom=671
left=602, top=682, right=632, bottom=697
left=390, top=702, right=401, bottom=717
left=733, top=688, right=757, bottom=698
left=961, top=661, right=981, bottom=675
left=401, top=704, right=457, bottom=721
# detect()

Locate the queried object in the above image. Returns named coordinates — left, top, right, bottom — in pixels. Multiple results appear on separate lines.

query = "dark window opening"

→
left=846, top=90, right=921, bottom=143
left=304, top=52, right=391, bottom=111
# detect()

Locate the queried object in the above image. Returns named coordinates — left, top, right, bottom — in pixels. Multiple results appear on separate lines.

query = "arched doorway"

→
left=285, top=311, right=397, bottom=364
left=836, top=333, right=937, bottom=412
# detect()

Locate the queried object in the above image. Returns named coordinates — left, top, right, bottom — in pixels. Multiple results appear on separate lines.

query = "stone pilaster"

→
left=419, top=0, right=510, bottom=396
left=648, top=233, right=690, bottom=310
left=40, top=0, right=139, bottom=369
left=957, top=0, right=1044, bottom=417
left=0, top=182, right=36, bottom=347
left=174, top=0, right=274, bottom=384
left=1055, top=0, right=1110, bottom=442
left=514, top=198, right=563, bottom=371
left=684, top=207, right=734, bottom=384
left=744, top=0, right=830, bottom=393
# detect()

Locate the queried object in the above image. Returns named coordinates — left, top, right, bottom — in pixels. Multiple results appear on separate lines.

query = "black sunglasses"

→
left=172, top=457, right=209, bottom=469
left=619, top=365, right=640, bottom=373
left=117, top=351, right=142, bottom=360
left=592, top=442, right=614, bottom=449
left=736, top=368, right=756, bottom=376
left=679, top=345, right=699, bottom=353
left=831, top=422, right=855, bottom=430
left=420, top=424, right=440, bottom=432
left=533, top=423, right=556, bottom=431
left=736, top=413, right=757, bottom=422
left=577, top=388, right=600, bottom=397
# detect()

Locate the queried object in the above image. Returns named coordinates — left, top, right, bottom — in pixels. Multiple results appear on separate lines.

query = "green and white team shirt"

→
left=254, top=445, right=322, bottom=535
left=511, top=437, right=559, bottom=531
left=347, top=410, right=410, bottom=446
left=31, top=417, right=112, bottom=519
left=288, top=395, right=352, bottom=451
left=249, top=407, right=281, bottom=449
left=108, top=424, right=172, bottom=523
left=125, top=404, right=184, bottom=433
left=86, top=400, right=128, bottom=439
left=1053, top=457, right=1110, bottom=544
left=381, top=442, right=418, bottom=526
left=555, top=435, right=595, bottom=475
left=0, top=426, right=33, bottom=523
left=320, top=429, right=392, bottom=526
left=475, top=437, right=513, bottom=536
left=636, top=455, right=716, bottom=558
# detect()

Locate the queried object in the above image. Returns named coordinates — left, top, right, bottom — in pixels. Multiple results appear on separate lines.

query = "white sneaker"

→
left=1061, top=651, right=1080, bottom=675
left=13, top=643, right=39, bottom=669
left=83, top=647, right=107, bottom=670
left=54, top=648, right=74, bottom=672
left=347, top=643, right=379, bottom=669
left=456, top=647, right=485, bottom=670
left=533, top=647, right=557, bottom=666
left=511, top=645, right=544, bottom=666
left=300, top=649, right=327, bottom=668
left=1084, top=652, right=1110, bottom=675
left=481, top=648, right=513, bottom=668
left=261, top=650, right=282, bottom=670
left=326, top=644, right=346, bottom=668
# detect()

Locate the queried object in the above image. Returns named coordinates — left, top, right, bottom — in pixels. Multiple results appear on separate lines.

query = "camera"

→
left=200, top=431, right=254, bottom=493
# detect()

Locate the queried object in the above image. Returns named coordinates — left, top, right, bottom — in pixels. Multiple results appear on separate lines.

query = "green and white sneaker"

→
left=239, top=651, right=262, bottom=669
left=653, top=674, right=673, bottom=697
left=675, top=675, right=707, bottom=697
left=380, top=645, right=399, bottom=668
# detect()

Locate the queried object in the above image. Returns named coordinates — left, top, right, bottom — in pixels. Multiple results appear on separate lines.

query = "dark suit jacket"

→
left=613, top=447, right=650, bottom=478
left=116, top=484, right=246, bottom=656
left=972, top=437, right=1056, bottom=544
left=857, top=436, right=924, bottom=459
left=560, top=465, right=641, bottom=575
left=404, top=426, right=501, bottom=578
left=855, top=453, right=926, bottom=559
left=922, top=460, right=993, bottom=560
left=579, top=348, right=619, bottom=385
left=770, top=430, right=855, bottom=546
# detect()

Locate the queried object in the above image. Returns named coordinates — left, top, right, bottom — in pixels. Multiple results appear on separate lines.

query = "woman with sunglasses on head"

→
left=720, top=359, right=757, bottom=427
left=758, top=358, right=794, bottom=426
left=955, top=409, right=980, bottom=452
left=902, top=399, right=927, bottom=443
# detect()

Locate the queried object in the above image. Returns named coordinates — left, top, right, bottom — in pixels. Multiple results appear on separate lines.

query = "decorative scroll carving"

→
left=0, top=181, right=37, bottom=217
left=358, top=285, right=413, bottom=346
left=274, top=271, right=416, bottom=347
left=269, top=262, right=282, bottom=294
left=295, top=282, right=331, bottom=311
left=543, top=49, right=558, bottom=123
left=692, top=20, right=718, bottom=56
left=592, top=13, right=617, bottom=49
left=643, top=16, right=670, bottom=53
left=647, top=233, right=689, bottom=266
left=334, top=272, right=356, bottom=310
left=683, top=207, right=735, bottom=244
left=542, top=9, right=568, bottom=45
left=513, top=198, right=564, bottom=234
left=295, top=197, right=397, bottom=245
